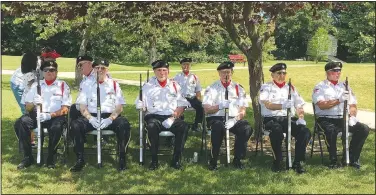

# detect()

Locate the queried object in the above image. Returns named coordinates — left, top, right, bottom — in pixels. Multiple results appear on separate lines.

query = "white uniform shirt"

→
left=24, top=79, right=72, bottom=113
left=312, top=79, right=357, bottom=118
left=259, top=81, right=305, bottom=117
left=11, top=68, right=25, bottom=87
left=135, top=77, right=190, bottom=116
left=202, top=80, right=248, bottom=117
left=173, top=72, right=202, bottom=98
left=76, top=78, right=125, bottom=114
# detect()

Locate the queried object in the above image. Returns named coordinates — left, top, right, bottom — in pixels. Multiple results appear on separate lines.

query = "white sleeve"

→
left=61, top=81, right=72, bottom=106
left=237, top=85, right=248, bottom=107
left=202, top=86, right=213, bottom=105
left=312, top=84, right=325, bottom=104
left=194, top=75, right=202, bottom=93
left=259, top=84, right=270, bottom=103
left=114, top=81, right=125, bottom=105
left=292, top=87, right=305, bottom=108
left=175, top=83, right=190, bottom=107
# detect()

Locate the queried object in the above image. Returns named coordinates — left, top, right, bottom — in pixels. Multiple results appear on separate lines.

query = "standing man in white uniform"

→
left=70, top=59, right=131, bottom=172
left=259, top=63, right=311, bottom=174
left=173, top=58, right=203, bottom=132
left=312, top=62, right=369, bottom=169
left=202, top=61, right=253, bottom=171
left=135, top=60, right=190, bottom=170
left=14, top=60, right=72, bottom=169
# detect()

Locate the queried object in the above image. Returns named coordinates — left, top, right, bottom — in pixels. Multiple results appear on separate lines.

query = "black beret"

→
left=325, top=61, right=342, bottom=71
left=151, top=60, right=169, bottom=69
left=76, top=55, right=93, bottom=65
left=217, top=61, right=234, bottom=70
left=40, top=61, right=58, bottom=70
left=92, top=59, right=110, bottom=67
left=21, top=52, right=38, bottom=74
left=269, top=63, right=287, bottom=72
left=180, top=58, right=192, bottom=64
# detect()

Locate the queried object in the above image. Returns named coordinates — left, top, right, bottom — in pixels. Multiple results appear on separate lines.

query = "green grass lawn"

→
left=1, top=75, right=375, bottom=194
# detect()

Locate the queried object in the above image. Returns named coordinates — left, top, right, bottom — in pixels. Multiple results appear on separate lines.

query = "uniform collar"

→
left=273, top=80, right=286, bottom=88
left=152, top=77, right=171, bottom=87
left=41, top=79, right=58, bottom=86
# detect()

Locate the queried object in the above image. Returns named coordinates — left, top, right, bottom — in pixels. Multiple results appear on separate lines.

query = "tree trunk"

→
left=148, top=35, right=157, bottom=65
left=75, top=28, right=90, bottom=88
left=246, top=41, right=264, bottom=141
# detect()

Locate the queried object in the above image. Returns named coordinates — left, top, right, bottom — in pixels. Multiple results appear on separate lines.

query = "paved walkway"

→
left=2, top=69, right=374, bottom=129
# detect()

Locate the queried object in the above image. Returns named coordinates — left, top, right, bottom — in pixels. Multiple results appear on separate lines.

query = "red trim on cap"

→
left=273, top=80, right=285, bottom=88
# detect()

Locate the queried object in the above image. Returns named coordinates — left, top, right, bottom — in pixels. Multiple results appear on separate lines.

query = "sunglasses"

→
left=95, top=66, right=107, bottom=70
left=43, top=68, right=57, bottom=73
left=275, top=71, right=287, bottom=75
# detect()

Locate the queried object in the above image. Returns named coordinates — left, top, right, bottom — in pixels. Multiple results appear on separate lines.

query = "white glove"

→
left=296, top=118, right=306, bottom=126
left=33, top=94, right=43, bottom=105
left=338, top=91, right=349, bottom=103
left=89, top=117, right=100, bottom=129
left=225, top=118, right=237, bottom=129
left=136, top=100, right=144, bottom=110
left=218, top=100, right=230, bottom=110
left=162, top=117, right=175, bottom=129
left=281, top=100, right=293, bottom=109
left=38, top=113, right=51, bottom=122
left=100, top=118, right=113, bottom=129
left=349, top=116, right=359, bottom=127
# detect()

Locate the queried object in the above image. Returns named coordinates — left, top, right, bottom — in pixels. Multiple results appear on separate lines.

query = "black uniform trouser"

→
left=186, top=97, right=204, bottom=125
left=264, top=116, right=311, bottom=162
left=207, top=116, right=253, bottom=162
left=317, top=117, right=369, bottom=162
left=14, top=111, right=66, bottom=158
left=70, top=113, right=131, bottom=158
left=144, top=114, right=189, bottom=162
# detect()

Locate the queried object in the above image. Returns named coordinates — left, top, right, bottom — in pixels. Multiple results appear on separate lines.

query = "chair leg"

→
left=310, top=129, right=316, bottom=158
left=261, top=135, right=264, bottom=156
left=318, top=133, right=324, bottom=165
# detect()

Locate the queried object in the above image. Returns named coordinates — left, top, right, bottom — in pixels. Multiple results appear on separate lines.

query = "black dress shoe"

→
left=328, top=160, right=340, bottom=169
left=170, top=161, right=183, bottom=170
left=70, top=159, right=86, bottom=172
left=17, top=156, right=34, bottom=170
left=271, top=160, right=282, bottom=172
left=208, top=159, right=218, bottom=171
left=191, top=124, right=201, bottom=132
left=350, top=161, right=361, bottom=169
left=232, top=159, right=245, bottom=169
left=292, top=161, right=306, bottom=174
left=46, top=156, right=56, bottom=169
left=149, top=161, right=159, bottom=171
left=118, top=157, right=127, bottom=171
left=208, top=163, right=218, bottom=171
